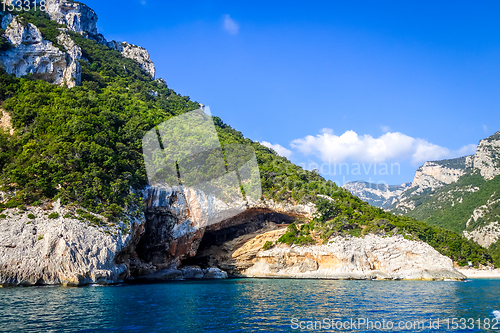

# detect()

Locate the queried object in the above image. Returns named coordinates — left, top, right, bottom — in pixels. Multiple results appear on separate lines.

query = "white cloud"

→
left=140, top=0, right=146, bottom=5
left=223, top=15, right=239, bottom=35
left=261, top=141, right=292, bottom=159
left=290, top=129, right=476, bottom=165
left=484, top=125, right=489, bottom=133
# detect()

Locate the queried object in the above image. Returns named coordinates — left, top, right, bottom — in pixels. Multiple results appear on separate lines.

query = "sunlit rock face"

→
left=230, top=231, right=465, bottom=281
left=0, top=18, right=81, bottom=87
left=473, top=132, right=500, bottom=180
left=46, top=0, right=98, bottom=35
left=0, top=0, right=155, bottom=86
left=0, top=201, right=137, bottom=286
left=108, top=41, right=155, bottom=78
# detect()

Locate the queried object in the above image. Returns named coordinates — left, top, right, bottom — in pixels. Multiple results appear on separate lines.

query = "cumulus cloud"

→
left=261, top=141, right=292, bottom=159
left=223, top=15, right=239, bottom=35
left=290, top=129, right=476, bottom=165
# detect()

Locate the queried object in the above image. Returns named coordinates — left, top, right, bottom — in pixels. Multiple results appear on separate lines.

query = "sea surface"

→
left=1, top=278, right=500, bottom=332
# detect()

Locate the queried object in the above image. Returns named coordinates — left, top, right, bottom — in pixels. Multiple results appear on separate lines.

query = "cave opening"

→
left=182, top=208, right=297, bottom=269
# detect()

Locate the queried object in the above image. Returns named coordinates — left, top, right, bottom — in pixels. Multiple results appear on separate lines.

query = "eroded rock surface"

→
left=0, top=18, right=82, bottom=87
left=0, top=201, right=136, bottom=286
left=230, top=231, right=465, bottom=281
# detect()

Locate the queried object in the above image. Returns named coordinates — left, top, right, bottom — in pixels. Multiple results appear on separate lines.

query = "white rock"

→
left=241, top=234, right=465, bottom=281
left=46, top=0, right=98, bottom=35
left=0, top=18, right=80, bottom=87
left=0, top=203, right=139, bottom=286
left=108, top=41, right=155, bottom=78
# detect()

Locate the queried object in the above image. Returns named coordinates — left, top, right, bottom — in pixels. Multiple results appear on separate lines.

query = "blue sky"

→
left=84, top=0, right=500, bottom=185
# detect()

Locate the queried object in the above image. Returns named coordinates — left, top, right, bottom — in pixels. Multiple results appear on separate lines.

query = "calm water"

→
left=1, top=279, right=500, bottom=332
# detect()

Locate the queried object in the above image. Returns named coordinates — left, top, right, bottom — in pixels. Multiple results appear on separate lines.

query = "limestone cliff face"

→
left=0, top=200, right=135, bottom=286
left=228, top=230, right=465, bottom=281
left=0, top=0, right=156, bottom=85
left=46, top=0, right=98, bottom=35
left=473, top=132, right=500, bottom=180
left=108, top=41, right=155, bottom=78
left=412, top=161, right=467, bottom=190
left=464, top=222, right=500, bottom=249
left=0, top=183, right=314, bottom=286
left=0, top=18, right=82, bottom=87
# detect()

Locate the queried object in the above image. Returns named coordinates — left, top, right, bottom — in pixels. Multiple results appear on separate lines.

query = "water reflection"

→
left=0, top=279, right=499, bottom=332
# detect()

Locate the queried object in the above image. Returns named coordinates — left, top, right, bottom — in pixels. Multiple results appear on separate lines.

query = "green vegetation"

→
left=0, top=214, right=6, bottom=219
left=277, top=222, right=316, bottom=246
left=0, top=11, right=339, bottom=220
left=37, top=234, right=43, bottom=241
left=262, top=241, right=274, bottom=251
left=0, top=28, right=12, bottom=52
left=398, top=171, right=500, bottom=234
left=27, top=213, right=35, bottom=219
left=48, top=212, right=59, bottom=219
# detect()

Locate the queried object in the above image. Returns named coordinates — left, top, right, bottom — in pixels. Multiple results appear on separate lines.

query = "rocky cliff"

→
left=0, top=17, right=82, bottom=87
left=0, top=0, right=155, bottom=86
left=0, top=185, right=314, bottom=286
left=473, top=132, right=500, bottom=180
left=0, top=200, right=132, bottom=286
left=210, top=228, right=465, bottom=280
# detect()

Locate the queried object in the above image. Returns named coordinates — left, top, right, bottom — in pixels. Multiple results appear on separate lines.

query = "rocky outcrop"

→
left=464, top=222, right=500, bottom=249
left=463, top=195, right=500, bottom=248
left=1, top=0, right=156, bottom=85
left=108, top=41, right=155, bottom=78
left=412, top=159, right=468, bottom=190
left=0, top=201, right=136, bottom=286
left=343, top=181, right=411, bottom=209
left=473, top=132, right=500, bottom=180
left=231, top=230, right=465, bottom=281
left=0, top=18, right=82, bottom=87
left=46, top=0, right=98, bottom=35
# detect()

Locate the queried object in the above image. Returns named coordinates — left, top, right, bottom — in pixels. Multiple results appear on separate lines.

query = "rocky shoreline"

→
left=232, top=232, right=466, bottom=281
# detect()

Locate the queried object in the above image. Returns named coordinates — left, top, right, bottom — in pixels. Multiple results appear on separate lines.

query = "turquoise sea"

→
left=1, top=278, right=500, bottom=332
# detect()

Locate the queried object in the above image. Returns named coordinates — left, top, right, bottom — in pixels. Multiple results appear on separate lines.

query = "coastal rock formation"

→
left=230, top=230, right=465, bottom=281
left=118, top=186, right=309, bottom=276
left=0, top=201, right=136, bottom=286
left=0, top=183, right=313, bottom=286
